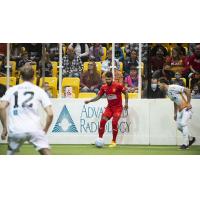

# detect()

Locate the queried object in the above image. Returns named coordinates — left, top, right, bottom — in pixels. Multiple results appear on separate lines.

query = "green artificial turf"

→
left=0, top=144, right=200, bottom=155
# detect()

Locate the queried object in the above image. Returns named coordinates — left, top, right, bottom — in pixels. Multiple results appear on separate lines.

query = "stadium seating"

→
left=101, top=47, right=107, bottom=61
left=39, top=77, right=58, bottom=97
left=78, top=92, right=97, bottom=98
left=83, top=62, right=102, bottom=74
left=0, top=61, right=16, bottom=77
left=171, top=77, right=186, bottom=86
left=51, top=61, right=58, bottom=77
left=31, top=64, right=37, bottom=77
left=10, top=61, right=16, bottom=77
left=19, top=77, right=37, bottom=85
left=121, top=46, right=126, bottom=59
left=62, top=77, right=80, bottom=98
left=0, top=76, right=17, bottom=86
left=170, top=47, right=188, bottom=55
left=119, top=62, right=123, bottom=72
left=122, top=92, right=138, bottom=99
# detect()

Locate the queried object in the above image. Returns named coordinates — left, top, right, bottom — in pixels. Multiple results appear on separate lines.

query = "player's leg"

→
left=109, top=107, right=123, bottom=147
left=7, top=132, right=26, bottom=155
left=98, top=107, right=112, bottom=139
left=29, top=131, right=51, bottom=155
left=178, top=109, right=194, bottom=149
left=180, top=109, right=195, bottom=147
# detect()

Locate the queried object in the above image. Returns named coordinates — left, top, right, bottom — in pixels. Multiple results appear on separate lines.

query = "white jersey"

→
left=1, top=81, right=52, bottom=133
left=167, top=85, right=187, bottom=106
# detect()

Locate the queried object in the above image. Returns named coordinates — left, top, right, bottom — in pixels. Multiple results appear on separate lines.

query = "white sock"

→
left=182, top=126, right=189, bottom=146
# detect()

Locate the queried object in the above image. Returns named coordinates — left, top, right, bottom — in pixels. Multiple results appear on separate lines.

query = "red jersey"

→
left=98, top=82, right=127, bottom=108
left=187, top=54, right=200, bottom=72
left=182, top=54, right=200, bottom=75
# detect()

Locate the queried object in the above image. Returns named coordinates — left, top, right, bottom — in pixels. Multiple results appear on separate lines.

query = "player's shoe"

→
left=108, top=141, right=117, bottom=148
left=179, top=144, right=189, bottom=150
left=188, top=137, right=196, bottom=147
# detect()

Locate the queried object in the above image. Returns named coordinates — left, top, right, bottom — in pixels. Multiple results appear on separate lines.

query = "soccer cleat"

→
left=108, top=141, right=117, bottom=148
left=179, top=144, right=189, bottom=150
left=189, top=137, right=196, bottom=147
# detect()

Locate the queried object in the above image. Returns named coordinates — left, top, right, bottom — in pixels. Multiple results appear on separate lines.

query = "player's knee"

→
left=179, top=121, right=187, bottom=127
left=100, top=117, right=108, bottom=127
left=112, top=117, right=119, bottom=129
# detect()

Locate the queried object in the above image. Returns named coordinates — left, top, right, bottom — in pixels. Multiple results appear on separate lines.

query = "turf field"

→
left=0, top=144, right=200, bottom=155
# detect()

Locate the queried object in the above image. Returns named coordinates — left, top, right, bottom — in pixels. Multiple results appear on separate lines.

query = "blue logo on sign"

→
left=52, top=105, right=78, bottom=133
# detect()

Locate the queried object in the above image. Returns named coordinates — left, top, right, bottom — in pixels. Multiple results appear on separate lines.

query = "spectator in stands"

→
left=38, top=53, right=52, bottom=77
left=80, top=61, right=101, bottom=93
left=150, top=47, right=165, bottom=78
left=0, top=43, right=7, bottom=60
left=0, top=57, right=7, bottom=75
left=102, top=61, right=123, bottom=84
left=124, top=49, right=139, bottom=76
left=46, top=43, right=59, bottom=62
left=18, top=51, right=32, bottom=69
left=125, top=43, right=139, bottom=58
left=62, top=46, right=82, bottom=77
left=124, top=66, right=138, bottom=93
left=0, top=83, right=6, bottom=97
left=101, top=50, right=120, bottom=73
left=176, top=43, right=187, bottom=56
left=183, top=44, right=200, bottom=89
left=10, top=43, right=23, bottom=61
left=42, top=82, right=53, bottom=98
left=23, top=43, right=42, bottom=64
left=150, top=43, right=168, bottom=57
left=171, top=72, right=185, bottom=86
left=163, top=47, right=185, bottom=80
left=115, top=43, right=124, bottom=62
left=89, top=43, right=104, bottom=61
left=69, top=43, right=89, bottom=62
left=142, top=78, right=166, bottom=98
left=188, top=43, right=196, bottom=56
left=191, top=82, right=200, bottom=99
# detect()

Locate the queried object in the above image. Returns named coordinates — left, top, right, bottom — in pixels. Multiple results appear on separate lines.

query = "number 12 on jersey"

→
left=13, top=91, right=34, bottom=115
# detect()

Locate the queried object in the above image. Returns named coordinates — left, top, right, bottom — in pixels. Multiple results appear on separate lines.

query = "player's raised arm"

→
left=43, top=105, right=54, bottom=133
left=183, top=87, right=192, bottom=110
left=84, top=94, right=102, bottom=104
left=0, top=100, right=9, bottom=140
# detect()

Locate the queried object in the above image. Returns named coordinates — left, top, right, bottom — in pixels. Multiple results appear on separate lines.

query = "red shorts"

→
left=102, top=106, right=123, bottom=120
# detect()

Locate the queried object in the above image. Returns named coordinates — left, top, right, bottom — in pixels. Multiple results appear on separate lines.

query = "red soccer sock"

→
left=112, top=117, right=119, bottom=142
left=99, top=118, right=107, bottom=138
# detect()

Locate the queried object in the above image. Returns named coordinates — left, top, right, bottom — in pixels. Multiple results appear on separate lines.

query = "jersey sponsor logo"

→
left=52, top=105, right=78, bottom=133
left=107, top=94, right=117, bottom=100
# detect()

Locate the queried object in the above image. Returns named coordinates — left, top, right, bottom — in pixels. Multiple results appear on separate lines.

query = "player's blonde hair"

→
left=20, top=63, right=34, bottom=81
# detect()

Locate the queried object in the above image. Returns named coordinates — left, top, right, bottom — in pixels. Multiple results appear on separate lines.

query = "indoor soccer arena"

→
left=0, top=43, right=200, bottom=155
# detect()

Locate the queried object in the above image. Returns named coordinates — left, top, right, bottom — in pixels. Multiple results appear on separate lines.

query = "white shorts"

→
left=177, top=108, right=192, bottom=128
left=8, top=130, right=50, bottom=152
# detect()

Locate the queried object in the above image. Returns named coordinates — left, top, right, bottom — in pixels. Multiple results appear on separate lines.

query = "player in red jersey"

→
left=85, top=71, right=128, bottom=147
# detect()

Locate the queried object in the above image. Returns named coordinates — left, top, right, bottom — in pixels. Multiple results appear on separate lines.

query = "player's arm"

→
left=43, top=105, right=54, bottom=133
left=85, top=94, right=102, bottom=104
left=122, top=90, right=128, bottom=110
left=183, top=87, right=192, bottom=110
left=0, top=101, right=9, bottom=140
left=174, top=103, right=178, bottom=121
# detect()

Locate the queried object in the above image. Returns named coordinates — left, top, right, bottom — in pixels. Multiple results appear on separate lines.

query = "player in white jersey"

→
left=0, top=64, right=53, bottom=155
left=158, top=78, right=195, bottom=150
